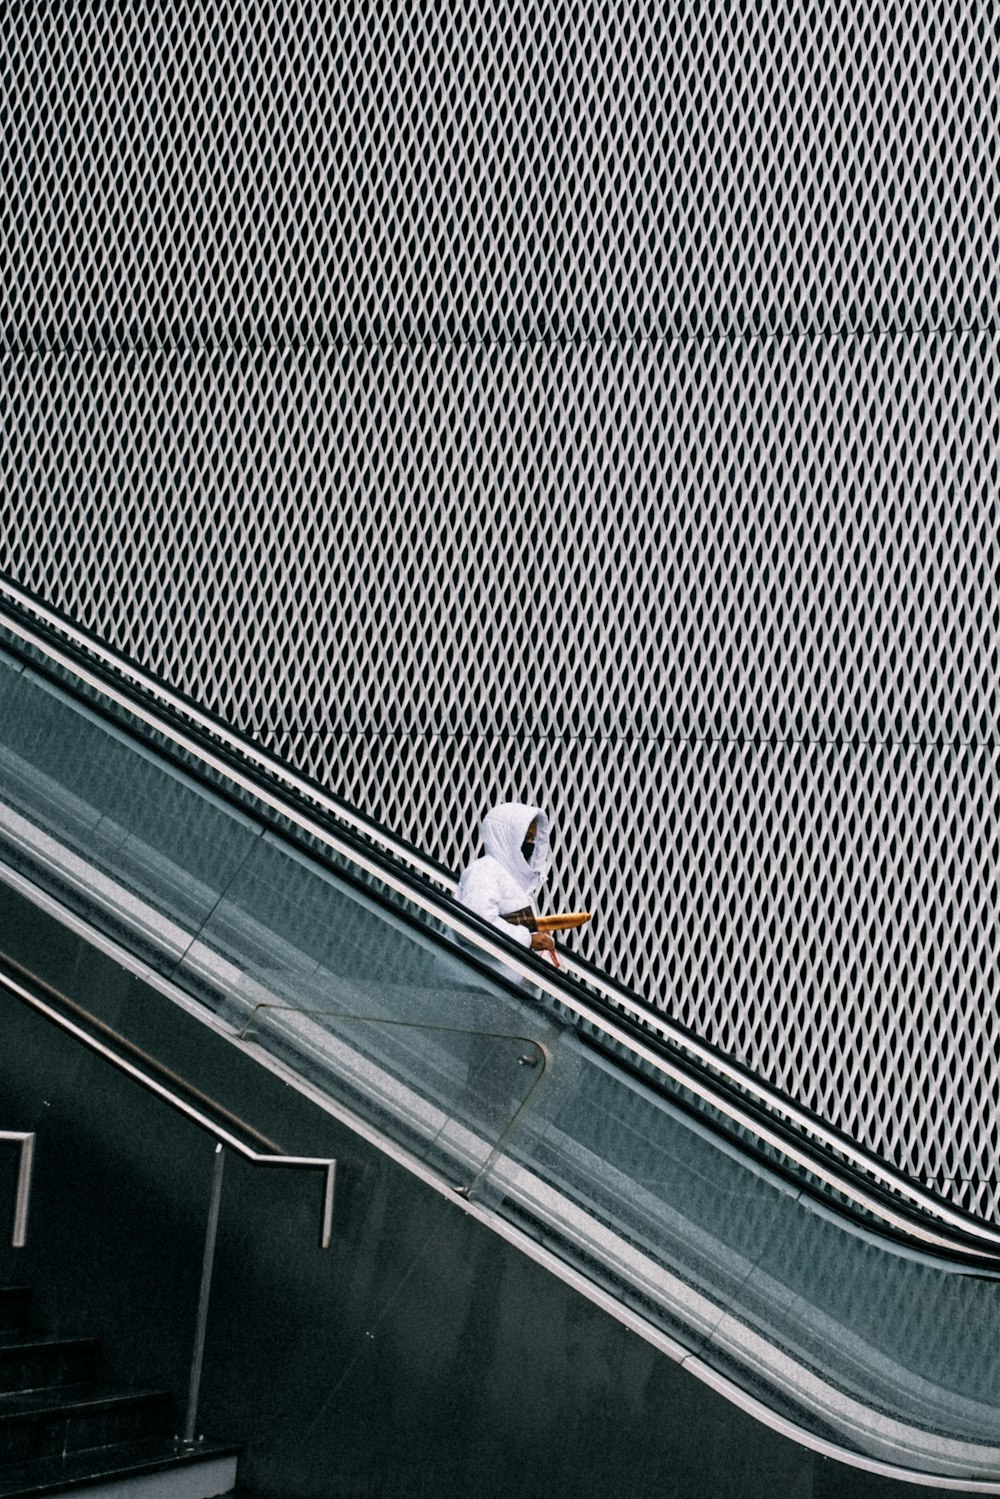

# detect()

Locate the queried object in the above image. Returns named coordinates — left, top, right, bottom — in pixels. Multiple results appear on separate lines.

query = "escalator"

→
left=0, top=573, right=999, bottom=1493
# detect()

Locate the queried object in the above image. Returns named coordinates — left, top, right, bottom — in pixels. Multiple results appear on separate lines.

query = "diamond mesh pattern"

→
left=2, top=2, right=1000, bottom=1214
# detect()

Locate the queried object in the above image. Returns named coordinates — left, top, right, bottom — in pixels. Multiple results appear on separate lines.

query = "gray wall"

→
left=2, top=4, right=999, bottom=1213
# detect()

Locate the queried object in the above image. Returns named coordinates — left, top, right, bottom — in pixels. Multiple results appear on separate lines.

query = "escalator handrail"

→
left=1, top=573, right=999, bottom=1257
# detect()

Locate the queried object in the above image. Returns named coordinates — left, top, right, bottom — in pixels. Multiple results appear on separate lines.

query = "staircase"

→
left=0, top=1289, right=238, bottom=1499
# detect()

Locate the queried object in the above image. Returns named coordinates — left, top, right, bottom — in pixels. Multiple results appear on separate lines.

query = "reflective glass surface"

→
left=1, top=637, right=999, bottom=1479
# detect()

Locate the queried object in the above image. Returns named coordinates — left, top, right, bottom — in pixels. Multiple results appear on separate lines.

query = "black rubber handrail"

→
left=1, top=571, right=998, bottom=1260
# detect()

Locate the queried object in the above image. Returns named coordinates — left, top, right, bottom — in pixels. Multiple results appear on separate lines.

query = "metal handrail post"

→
left=183, top=1143, right=226, bottom=1446
left=0, top=1132, right=35, bottom=1247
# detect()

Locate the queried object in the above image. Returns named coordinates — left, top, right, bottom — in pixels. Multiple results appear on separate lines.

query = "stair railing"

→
left=3, top=964, right=336, bottom=1447
left=0, top=1131, right=34, bottom=1248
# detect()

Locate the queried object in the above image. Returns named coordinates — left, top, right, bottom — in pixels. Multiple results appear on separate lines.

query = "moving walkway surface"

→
left=0, top=577, right=998, bottom=1495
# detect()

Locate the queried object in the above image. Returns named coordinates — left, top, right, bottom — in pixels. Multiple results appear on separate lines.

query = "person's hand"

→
left=530, top=932, right=556, bottom=954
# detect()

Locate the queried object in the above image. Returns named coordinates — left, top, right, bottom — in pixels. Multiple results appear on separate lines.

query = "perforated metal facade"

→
left=2, top=2, right=1000, bottom=1214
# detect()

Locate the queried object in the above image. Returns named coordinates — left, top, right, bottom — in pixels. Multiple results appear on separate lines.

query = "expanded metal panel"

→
left=2, top=2, right=1000, bottom=1214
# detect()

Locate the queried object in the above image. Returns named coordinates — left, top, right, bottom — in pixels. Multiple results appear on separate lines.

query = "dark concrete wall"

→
left=0, top=882, right=980, bottom=1498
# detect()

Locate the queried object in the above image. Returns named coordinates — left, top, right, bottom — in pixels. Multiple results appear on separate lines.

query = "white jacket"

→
left=456, top=801, right=551, bottom=948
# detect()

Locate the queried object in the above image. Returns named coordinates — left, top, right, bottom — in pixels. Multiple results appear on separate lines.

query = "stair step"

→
left=0, top=1388, right=172, bottom=1466
left=0, top=1436, right=240, bottom=1499
left=0, top=1341, right=99, bottom=1395
left=0, top=1297, right=31, bottom=1337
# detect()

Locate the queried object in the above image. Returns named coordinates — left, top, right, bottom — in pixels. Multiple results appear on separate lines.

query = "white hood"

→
left=480, top=801, right=550, bottom=897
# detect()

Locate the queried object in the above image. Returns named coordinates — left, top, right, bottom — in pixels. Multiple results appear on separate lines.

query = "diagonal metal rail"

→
left=1, top=966, right=336, bottom=1250
left=3, top=962, right=337, bottom=1446
left=1, top=576, right=999, bottom=1258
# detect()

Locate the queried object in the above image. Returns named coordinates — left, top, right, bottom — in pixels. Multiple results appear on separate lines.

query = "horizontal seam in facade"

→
left=255, top=728, right=1000, bottom=748
left=1, top=326, right=1000, bottom=356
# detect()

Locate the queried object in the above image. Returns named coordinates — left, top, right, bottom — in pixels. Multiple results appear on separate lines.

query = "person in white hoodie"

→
left=456, top=801, right=557, bottom=957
